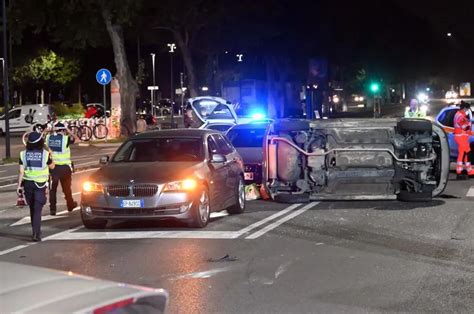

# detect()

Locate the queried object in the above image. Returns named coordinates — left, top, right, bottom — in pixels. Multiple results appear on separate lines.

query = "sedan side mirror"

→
left=99, top=155, right=110, bottom=165
left=211, top=154, right=226, bottom=163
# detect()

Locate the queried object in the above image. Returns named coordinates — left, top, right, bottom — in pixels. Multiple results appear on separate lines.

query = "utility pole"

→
left=2, top=0, right=10, bottom=158
left=168, top=43, right=176, bottom=128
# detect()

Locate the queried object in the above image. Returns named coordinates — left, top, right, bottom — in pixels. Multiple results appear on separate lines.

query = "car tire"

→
left=188, top=187, right=211, bottom=228
left=81, top=211, right=107, bottom=229
left=227, top=177, right=246, bottom=215
left=397, top=190, right=432, bottom=202
left=397, top=119, right=432, bottom=134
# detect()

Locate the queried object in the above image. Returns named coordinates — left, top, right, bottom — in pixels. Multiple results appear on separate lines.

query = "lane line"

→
left=47, top=230, right=240, bottom=240
left=0, top=168, right=98, bottom=189
left=234, top=203, right=301, bottom=237
left=245, top=202, right=318, bottom=239
left=466, top=187, right=474, bottom=197
left=0, top=244, right=32, bottom=256
left=0, top=183, right=16, bottom=189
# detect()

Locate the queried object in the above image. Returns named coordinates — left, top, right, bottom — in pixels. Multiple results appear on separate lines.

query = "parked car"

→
left=435, top=105, right=474, bottom=160
left=187, top=96, right=238, bottom=132
left=81, top=129, right=245, bottom=229
left=226, top=121, right=271, bottom=184
left=0, top=104, right=53, bottom=134
left=262, top=118, right=449, bottom=202
left=0, top=261, right=168, bottom=313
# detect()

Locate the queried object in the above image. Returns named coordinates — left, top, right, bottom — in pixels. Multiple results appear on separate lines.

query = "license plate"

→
left=244, top=172, right=254, bottom=180
left=120, top=200, right=144, bottom=208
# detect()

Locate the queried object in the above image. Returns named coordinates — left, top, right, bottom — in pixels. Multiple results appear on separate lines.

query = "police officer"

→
left=46, top=122, right=79, bottom=215
left=405, top=99, right=427, bottom=118
left=453, top=101, right=474, bottom=178
left=17, top=132, right=55, bottom=242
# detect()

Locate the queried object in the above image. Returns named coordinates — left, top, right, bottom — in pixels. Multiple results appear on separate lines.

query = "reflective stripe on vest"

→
left=20, top=149, right=49, bottom=183
left=47, top=134, right=71, bottom=165
left=454, top=111, right=469, bottom=135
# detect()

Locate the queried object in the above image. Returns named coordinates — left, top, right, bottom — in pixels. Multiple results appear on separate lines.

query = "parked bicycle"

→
left=93, top=117, right=108, bottom=139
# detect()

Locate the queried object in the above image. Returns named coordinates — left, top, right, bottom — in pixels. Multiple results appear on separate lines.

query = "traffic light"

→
left=370, top=82, right=380, bottom=93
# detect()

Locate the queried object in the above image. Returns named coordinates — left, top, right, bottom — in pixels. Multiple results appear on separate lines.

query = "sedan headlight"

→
left=163, top=179, right=197, bottom=192
left=82, top=181, right=103, bottom=193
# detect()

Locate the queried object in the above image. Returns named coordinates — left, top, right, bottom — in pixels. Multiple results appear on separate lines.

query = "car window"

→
left=227, top=126, right=267, bottom=147
left=206, top=124, right=233, bottom=132
left=212, top=134, right=234, bottom=155
left=207, top=135, right=219, bottom=156
left=112, top=137, right=203, bottom=162
left=438, top=109, right=458, bottom=127
left=1, top=109, right=21, bottom=120
left=193, top=100, right=234, bottom=120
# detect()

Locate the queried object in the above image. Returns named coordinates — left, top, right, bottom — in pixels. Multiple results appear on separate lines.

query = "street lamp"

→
left=167, top=43, right=176, bottom=128
left=150, top=53, right=156, bottom=116
left=236, top=54, right=243, bottom=105
left=447, top=32, right=452, bottom=37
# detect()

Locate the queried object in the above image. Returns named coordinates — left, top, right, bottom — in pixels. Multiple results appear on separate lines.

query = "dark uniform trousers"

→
left=23, top=180, right=47, bottom=236
left=50, top=165, right=74, bottom=210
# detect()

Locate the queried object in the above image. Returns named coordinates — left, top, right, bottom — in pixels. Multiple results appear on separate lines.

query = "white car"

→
left=0, top=104, right=53, bottom=134
left=0, top=262, right=168, bottom=313
left=187, top=96, right=238, bottom=132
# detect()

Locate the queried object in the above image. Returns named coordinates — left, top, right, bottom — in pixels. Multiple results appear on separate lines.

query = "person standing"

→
left=46, top=122, right=79, bottom=215
left=453, top=101, right=474, bottom=178
left=405, top=99, right=426, bottom=118
left=17, top=132, right=55, bottom=242
left=136, top=114, right=147, bottom=133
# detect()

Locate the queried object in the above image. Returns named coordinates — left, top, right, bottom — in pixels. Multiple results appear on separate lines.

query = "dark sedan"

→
left=226, top=121, right=271, bottom=184
left=81, top=129, right=246, bottom=228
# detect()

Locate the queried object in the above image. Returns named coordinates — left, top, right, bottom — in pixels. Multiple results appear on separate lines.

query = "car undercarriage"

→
left=263, top=118, right=449, bottom=202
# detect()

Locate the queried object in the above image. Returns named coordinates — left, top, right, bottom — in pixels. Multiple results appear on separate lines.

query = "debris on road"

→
left=207, top=254, right=238, bottom=263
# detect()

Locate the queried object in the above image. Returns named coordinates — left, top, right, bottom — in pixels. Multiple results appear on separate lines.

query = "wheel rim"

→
left=238, top=179, right=245, bottom=209
left=198, top=190, right=210, bottom=223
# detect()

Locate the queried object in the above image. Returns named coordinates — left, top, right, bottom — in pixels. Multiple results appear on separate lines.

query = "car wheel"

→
left=188, top=187, right=210, bottom=228
left=397, top=190, right=432, bottom=202
left=397, top=119, right=432, bottom=134
left=227, top=177, right=246, bottom=215
left=81, top=211, right=107, bottom=229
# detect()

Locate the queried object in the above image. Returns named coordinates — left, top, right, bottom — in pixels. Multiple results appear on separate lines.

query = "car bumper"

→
left=81, top=189, right=198, bottom=221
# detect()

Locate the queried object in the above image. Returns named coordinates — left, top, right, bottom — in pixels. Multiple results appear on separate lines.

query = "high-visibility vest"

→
left=405, top=107, right=426, bottom=118
left=47, top=134, right=71, bottom=165
left=453, top=111, right=470, bottom=135
left=20, top=149, right=49, bottom=183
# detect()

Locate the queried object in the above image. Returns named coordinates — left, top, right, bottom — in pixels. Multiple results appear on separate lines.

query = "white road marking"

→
left=0, top=175, right=18, bottom=180
left=169, top=265, right=236, bottom=280
left=466, top=187, right=474, bottom=197
left=234, top=203, right=301, bottom=237
left=74, top=168, right=99, bottom=175
left=10, top=215, right=63, bottom=226
left=49, top=230, right=241, bottom=240
left=245, top=202, right=318, bottom=239
left=0, top=183, right=16, bottom=189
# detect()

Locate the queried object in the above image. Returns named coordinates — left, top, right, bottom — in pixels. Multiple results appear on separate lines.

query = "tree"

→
left=13, top=49, right=80, bottom=86
left=11, top=0, right=144, bottom=135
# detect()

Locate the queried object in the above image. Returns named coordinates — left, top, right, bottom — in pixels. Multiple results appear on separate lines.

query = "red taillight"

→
left=93, top=298, right=134, bottom=314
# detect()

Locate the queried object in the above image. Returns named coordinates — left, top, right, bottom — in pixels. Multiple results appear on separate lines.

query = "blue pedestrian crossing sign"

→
left=96, top=68, right=112, bottom=85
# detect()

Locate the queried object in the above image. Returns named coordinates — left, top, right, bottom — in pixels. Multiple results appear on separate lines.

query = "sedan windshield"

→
left=112, top=137, right=203, bottom=162
left=193, top=100, right=234, bottom=120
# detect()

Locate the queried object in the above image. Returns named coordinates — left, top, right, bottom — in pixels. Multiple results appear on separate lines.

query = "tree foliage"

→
left=13, top=49, right=80, bottom=86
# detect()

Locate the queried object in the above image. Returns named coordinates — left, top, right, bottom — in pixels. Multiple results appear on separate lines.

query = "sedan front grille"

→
left=133, top=184, right=159, bottom=197
left=106, top=185, right=130, bottom=197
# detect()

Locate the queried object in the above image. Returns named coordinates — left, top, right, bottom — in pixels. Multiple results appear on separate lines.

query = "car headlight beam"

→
left=163, top=179, right=197, bottom=192
left=82, top=181, right=103, bottom=193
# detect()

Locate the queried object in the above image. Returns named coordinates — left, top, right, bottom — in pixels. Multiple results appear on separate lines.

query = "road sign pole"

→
left=103, top=84, right=107, bottom=142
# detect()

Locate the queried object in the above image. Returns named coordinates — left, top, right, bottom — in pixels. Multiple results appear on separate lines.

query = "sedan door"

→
left=207, top=135, right=228, bottom=210
left=212, top=134, right=242, bottom=207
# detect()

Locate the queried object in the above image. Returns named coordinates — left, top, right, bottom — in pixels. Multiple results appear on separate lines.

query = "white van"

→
left=0, top=104, right=53, bottom=134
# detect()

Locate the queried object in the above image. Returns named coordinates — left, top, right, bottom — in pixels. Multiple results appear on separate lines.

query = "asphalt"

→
left=1, top=107, right=474, bottom=313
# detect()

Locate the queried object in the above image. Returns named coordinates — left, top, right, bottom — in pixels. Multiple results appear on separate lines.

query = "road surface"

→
left=1, top=108, right=474, bottom=313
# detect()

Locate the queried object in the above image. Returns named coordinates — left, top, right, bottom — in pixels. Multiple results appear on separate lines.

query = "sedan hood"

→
left=91, top=161, right=204, bottom=183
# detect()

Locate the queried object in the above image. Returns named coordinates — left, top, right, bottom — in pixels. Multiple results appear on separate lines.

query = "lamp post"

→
left=236, top=54, right=243, bottom=106
left=168, top=43, right=176, bottom=128
left=150, top=53, right=156, bottom=116
left=2, top=0, right=10, bottom=158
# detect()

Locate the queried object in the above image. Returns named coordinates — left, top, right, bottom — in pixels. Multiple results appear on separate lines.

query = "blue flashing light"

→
left=251, top=112, right=266, bottom=120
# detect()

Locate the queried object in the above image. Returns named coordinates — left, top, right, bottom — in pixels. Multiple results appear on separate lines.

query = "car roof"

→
left=131, top=128, right=220, bottom=139
left=229, top=122, right=271, bottom=130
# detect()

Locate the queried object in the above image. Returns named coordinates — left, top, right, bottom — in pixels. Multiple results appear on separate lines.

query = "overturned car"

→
left=262, top=118, right=449, bottom=202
